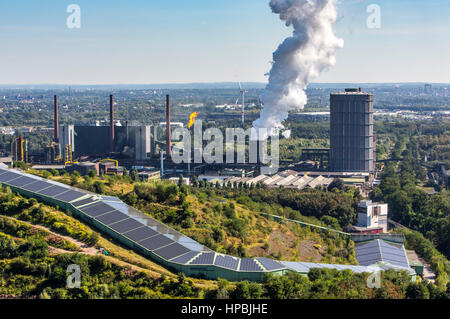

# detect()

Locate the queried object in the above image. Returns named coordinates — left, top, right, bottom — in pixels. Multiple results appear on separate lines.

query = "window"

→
left=373, top=206, right=380, bottom=217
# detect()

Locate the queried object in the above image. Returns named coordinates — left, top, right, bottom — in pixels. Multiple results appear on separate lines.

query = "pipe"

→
left=110, top=94, right=114, bottom=153
left=166, top=94, right=171, bottom=157
left=54, top=95, right=59, bottom=143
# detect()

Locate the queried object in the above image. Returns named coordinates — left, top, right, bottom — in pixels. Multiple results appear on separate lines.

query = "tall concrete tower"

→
left=330, top=89, right=375, bottom=172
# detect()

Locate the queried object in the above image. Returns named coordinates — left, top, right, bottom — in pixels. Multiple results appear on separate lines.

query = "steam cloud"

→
left=253, top=0, right=344, bottom=138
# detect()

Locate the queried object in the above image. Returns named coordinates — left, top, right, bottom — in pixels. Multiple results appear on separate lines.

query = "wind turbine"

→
left=234, top=97, right=240, bottom=110
left=238, top=82, right=248, bottom=126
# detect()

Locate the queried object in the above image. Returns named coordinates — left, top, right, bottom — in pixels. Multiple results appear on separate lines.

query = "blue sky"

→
left=0, top=0, right=449, bottom=84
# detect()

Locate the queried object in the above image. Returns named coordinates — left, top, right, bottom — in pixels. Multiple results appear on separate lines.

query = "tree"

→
left=130, top=169, right=139, bottom=182
left=93, top=181, right=105, bottom=194
left=327, top=178, right=345, bottom=191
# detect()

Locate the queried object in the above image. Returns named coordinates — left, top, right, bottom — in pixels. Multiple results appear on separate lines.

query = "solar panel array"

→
left=0, top=167, right=417, bottom=279
left=0, top=171, right=22, bottom=182
left=281, top=261, right=370, bottom=274
left=170, top=251, right=200, bottom=264
left=257, top=257, right=285, bottom=271
left=355, top=240, right=383, bottom=266
left=355, top=239, right=410, bottom=268
left=72, top=197, right=98, bottom=207
left=123, top=226, right=157, bottom=242
left=214, top=254, right=240, bottom=270
left=240, top=258, right=263, bottom=272
left=190, top=252, right=215, bottom=265
left=139, top=234, right=174, bottom=251
left=54, top=190, right=86, bottom=202
left=379, top=240, right=409, bottom=268
left=6, top=176, right=37, bottom=187
left=108, top=218, right=143, bottom=234
left=154, top=243, right=191, bottom=260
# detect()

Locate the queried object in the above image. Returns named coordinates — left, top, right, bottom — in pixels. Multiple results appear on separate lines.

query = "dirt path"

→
left=406, top=250, right=436, bottom=283
left=0, top=215, right=98, bottom=255
left=0, top=215, right=173, bottom=278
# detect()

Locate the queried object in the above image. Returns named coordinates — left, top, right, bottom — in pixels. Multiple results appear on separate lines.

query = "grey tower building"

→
left=330, top=89, right=375, bottom=172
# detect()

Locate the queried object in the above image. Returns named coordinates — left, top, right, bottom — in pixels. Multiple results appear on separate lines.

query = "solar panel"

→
left=123, top=226, right=159, bottom=242
left=54, top=190, right=86, bottom=202
left=382, top=254, right=409, bottom=268
left=0, top=171, right=22, bottom=182
left=37, top=185, right=70, bottom=197
left=240, top=258, right=263, bottom=271
left=108, top=218, right=144, bottom=234
left=5, top=176, right=37, bottom=188
left=171, top=251, right=200, bottom=264
left=214, top=254, right=239, bottom=270
left=280, top=261, right=310, bottom=273
left=0, top=168, right=7, bottom=175
left=95, top=210, right=129, bottom=225
left=80, top=203, right=116, bottom=217
left=153, top=243, right=191, bottom=260
left=139, top=234, right=174, bottom=251
left=357, top=253, right=383, bottom=266
left=21, top=181, right=53, bottom=192
left=379, top=243, right=406, bottom=256
left=72, top=197, right=98, bottom=207
left=256, top=257, right=285, bottom=271
left=356, top=245, right=381, bottom=256
left=190, top=252, right=215, bottom=265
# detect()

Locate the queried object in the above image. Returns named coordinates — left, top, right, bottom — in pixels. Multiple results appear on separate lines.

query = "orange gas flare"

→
left=188, top=112, right=198, bottom=128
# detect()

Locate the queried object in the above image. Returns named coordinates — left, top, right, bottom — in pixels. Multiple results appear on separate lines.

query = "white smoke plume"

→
left=253, top=0, right=344, bottom=138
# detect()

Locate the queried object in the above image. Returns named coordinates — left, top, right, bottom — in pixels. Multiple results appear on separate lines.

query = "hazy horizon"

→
left=1, top=0, right=449, bottom=84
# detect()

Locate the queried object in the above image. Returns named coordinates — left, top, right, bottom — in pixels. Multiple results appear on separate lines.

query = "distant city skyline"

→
left=0, top=0, right=449, bottom=85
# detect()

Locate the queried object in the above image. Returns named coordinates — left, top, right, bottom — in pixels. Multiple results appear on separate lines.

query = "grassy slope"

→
left=30, top=170, right=357, bottom=265
left=0, top=191, right=218, bottom=291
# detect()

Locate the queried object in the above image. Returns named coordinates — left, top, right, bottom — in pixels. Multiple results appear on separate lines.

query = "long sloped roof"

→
left=0, top=165, right=415, bottom=276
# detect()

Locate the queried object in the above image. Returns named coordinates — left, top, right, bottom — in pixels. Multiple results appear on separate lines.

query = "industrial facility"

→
left=329, top=88, right=376, bottom=172
left=7, top=88, right=380, bottom=183
left=48, top=94, right=163, bottom=164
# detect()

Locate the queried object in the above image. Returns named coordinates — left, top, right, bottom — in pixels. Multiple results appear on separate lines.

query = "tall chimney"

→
left=54, top=95, right=59, bottom=143
left=166, top=94, right=171, bottom=157
left=110, top=94, right=114, bottom=153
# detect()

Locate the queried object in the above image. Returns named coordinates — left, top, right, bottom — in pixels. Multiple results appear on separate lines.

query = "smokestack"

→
left=110, top=94, right=114, bottom=153
left=166, top=94, right=171, bottom=157
left=54, top=95, right=59, bottom=143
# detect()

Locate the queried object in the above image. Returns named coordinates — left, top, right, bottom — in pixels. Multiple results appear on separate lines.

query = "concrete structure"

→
left=59, top=124, right=75, bottom=156
left=135, top=126, right=151, bottom=161
left=54, top=95, right=59, bottom=143
left=59, top=124, right=155, bottom=161
left=166, top=94, right=171, bottom=157
left=355, top=200, right=388, bottom=233
left=330, top=89, right=375, bottom=172
left=110, top=94, right=114, bottom=153
left=138, top=170, right=161, bottom=181
left=65, top=162, right=99, bottom=176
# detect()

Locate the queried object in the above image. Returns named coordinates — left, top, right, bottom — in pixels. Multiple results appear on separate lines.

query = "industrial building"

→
left=0, top=165, right=417, bottom=282
left=347, top=200, right=389, bottom=234
left=330, top=89, right=375, bottom=172
left=220, top=170, right=358, bottom=191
